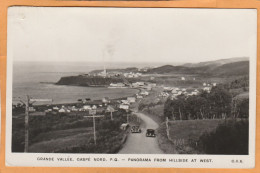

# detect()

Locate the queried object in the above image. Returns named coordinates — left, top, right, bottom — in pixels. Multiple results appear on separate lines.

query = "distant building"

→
left=92, top=105, right=97, bottom=109
left=163, top=87, right=172, bottom=92
left=127, top=97, right=136, bottom=103
left=119, top=104, right=129, bottom=110
left=109, top=83, right=126, bottom=88
left=53, top=106, right=59, bottom=111
left=106, top=105, right=115, bottom=112
left=137, top=95, right=143, bottom=99
left=59, top=108, right=66, bottom=113
left=28, top=107, right=36, bottom=112
left=203, top=87, right=211, bottom=93
left=140, top=91, right=149, bottom=96
left=181, top=77, right=185, bottom=80
left=102, top=97, right=110, bottom=104
left=121, top=100, right=130, bottom=105
left=83, top=105, right=92, bottom=110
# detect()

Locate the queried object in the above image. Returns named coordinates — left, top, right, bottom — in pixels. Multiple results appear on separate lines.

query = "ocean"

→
left=12, top=61, right=147, bottom=104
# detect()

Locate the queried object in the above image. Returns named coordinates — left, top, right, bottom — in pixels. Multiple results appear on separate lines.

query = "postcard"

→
left=5, top=7, right=257, bottom=168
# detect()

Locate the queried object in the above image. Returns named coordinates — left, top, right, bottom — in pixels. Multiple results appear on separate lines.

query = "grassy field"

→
left=12, top=110, right=130, bottom=153
left=29, top=127, right=93, bottom=152
left=157, top=119, right=225, bottom=154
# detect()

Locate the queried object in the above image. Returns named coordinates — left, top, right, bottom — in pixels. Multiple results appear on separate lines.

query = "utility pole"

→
left=23, top=96, right=52, bottom=152
left=84, top=109, right=104, bottom=145
left=126, top=109, right=129, bottom=124
left=106, top=105, right=115, bottom=121
left=24, top=95, right=29, bottom=152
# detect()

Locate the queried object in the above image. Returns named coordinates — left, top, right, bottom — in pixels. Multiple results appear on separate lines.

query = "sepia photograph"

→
left=6, top=7, right=256, bottom=168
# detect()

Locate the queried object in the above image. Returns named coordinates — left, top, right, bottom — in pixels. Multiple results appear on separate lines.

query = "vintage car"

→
left=146, top=129, right=156, bottom=137
left=131, top=126, right=142, bottom=133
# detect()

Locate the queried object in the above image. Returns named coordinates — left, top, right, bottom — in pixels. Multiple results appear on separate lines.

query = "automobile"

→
left=131, top=126, right=142, bottom=133
left=146, top=129, right=156, bottom=137
left=120, top=123, right=129, bottom=131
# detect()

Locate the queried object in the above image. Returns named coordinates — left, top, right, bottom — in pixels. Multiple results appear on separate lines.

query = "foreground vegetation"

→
left=12, top=109, right=134, bottom=153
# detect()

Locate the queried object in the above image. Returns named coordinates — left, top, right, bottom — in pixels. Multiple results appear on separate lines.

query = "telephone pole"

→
left=23, top=96, right=52, bottom=152
left=24, top=95, right=29, bottom=152
left=84, top=109, right=104, bottom=145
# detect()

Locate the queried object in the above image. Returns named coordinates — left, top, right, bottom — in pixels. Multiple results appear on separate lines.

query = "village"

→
left=21, top=76, right=217, bottom=120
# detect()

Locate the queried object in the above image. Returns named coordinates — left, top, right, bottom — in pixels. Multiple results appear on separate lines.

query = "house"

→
left=28, top=107, right=36, bottom=112
left=212, top=83, right=217, bottom=86
left=83, top=105, right=92, bottom=110
left=203, top=87, right=211, bottom=93
left=177, top=91, right=182, bottom=95
left=172, top=89, right=178, bottom=94
left=109, top=83, right=125, bottom=88
left=110, top=83, right=118, bottom=87
left=191, top=91, right=198, bottom=95
left=203, top=83, right=207, bottom=86
left=71, top=106, right=78, bottom=111
left=164, top=87, right=172, bottom=92
left=140, top=91, right=149, bottom=96
left=92, top=105, right=97, bottom=109
left=121, top=100, right=130, bottom=105
left=59, top=108, right=66, bottom=113
left=119, top=104, right=129, bottom=110
left=160, top=92, right=169, bottom=97
left=138, top=82, right=145, bottom=86
left=106, top=105, right=115, bottom=112
left=137, top=95, right=143, bottom=99
left=181, top=77, right=185, bottom=80
left=127, top=97, right=136, bottom=103
left=102, top=97, right=110, bottom=104
left=147, top=83, right=156, bottom=87
left=53, top=106, right=59, bottom=111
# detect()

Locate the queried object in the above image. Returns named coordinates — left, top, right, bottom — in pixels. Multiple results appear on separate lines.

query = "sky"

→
left=8, top=7, right=257, bottom=63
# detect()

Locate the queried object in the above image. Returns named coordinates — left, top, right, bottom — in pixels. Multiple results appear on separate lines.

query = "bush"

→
left=198, top=120, right=248, bottom=155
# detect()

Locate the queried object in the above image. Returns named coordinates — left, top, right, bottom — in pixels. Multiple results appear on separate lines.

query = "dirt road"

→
left=118, top=112, right=164, bottom=154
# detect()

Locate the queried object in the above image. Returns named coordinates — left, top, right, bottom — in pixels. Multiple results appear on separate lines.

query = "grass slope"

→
left=158, top=119, right=224, bottom=154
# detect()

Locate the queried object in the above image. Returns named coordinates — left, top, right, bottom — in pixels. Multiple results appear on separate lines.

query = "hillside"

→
left=146, top=65, right=211, bottom=74
left=183, top=57, right=249, bottom=67
left=209, top=61, right=249, bottom=76
left=145, top=61, right=249, bottom=76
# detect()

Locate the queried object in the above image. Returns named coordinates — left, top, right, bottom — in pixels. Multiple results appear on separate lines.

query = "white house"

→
left=53, top=106, right=59, bottom=110
left=59, top=108, right=66, bottom=113
left=203, top=87, right=211, bottom=93
left=92, top=105, right=97, bottom=109
left=191, top=91, right=198, bottom=95
left=181, top=77, right=185, bottom=80
left=119, top=104, right=129, bottom=110
left=140, top=91, right=149, bottom=96
left=177, top=91, right=182, bottom=95
left=137, top=95, right=143, bottom=99
left=172, top=89, right=178, bottom=94
left=109, top=83, right=125, bottom=88
left=121, top=100, right=130, bottom=105
left=212, top=83, right=217, bottom=86
left=203, top=83, right=207, bottom=86
left=102, top=97, right=110, bottom=104
left=163, top=87, right=172, bottom=92
left=83, top=105, right=92, bottom=110
left=127, top=97, right=136, bottom=103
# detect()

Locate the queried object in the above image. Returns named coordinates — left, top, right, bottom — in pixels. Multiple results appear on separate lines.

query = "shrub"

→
left=198, top=120, right=248, bottom=155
